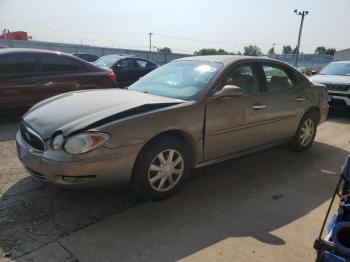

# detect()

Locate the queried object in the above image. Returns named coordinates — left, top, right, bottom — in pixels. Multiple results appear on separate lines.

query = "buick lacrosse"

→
left=17, top=56, right=328, bottom=199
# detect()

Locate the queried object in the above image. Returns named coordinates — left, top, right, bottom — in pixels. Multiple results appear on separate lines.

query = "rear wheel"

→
left=131, top=136, right=191, bottom=200
left=290, top=113, right=318, bottom=151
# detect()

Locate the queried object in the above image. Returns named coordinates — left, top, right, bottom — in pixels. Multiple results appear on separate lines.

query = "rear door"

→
left=135, top=58, right=157, bottom=79
left=37, top=54, right=84, bottom=100
left=204, top=62, right=268, bottom=160
left=0, top=53, right=41, bottom=111
left=259, top=62, right=307, bottom=143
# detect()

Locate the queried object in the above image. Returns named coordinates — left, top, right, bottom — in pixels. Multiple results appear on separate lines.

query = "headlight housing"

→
left=64, top=132, right=110, bottom=155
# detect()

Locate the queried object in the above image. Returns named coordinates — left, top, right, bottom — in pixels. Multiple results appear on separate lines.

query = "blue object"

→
left=331, top=222, right=350, bottom=257
left=341, top=155, right=350, bottom=184
left=324, top=251, right=349, bottom=262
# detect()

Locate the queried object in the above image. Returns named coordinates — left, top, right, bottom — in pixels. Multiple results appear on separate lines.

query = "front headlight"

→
left=64, top=132, right=110, bottom=154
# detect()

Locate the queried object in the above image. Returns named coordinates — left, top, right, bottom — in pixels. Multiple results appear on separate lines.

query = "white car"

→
left=309, top=61, right=350, bottom=108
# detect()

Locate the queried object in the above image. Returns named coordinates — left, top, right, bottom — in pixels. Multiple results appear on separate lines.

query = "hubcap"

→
left=148, top=149, right=184, bottom=192
left=300, top=119, right=315, bottom=146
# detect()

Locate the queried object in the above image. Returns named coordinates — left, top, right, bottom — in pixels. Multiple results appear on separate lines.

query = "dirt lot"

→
left=0, top=110, right=349, bottom=262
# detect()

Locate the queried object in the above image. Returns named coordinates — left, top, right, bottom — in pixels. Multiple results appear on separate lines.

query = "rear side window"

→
left=262, top=65, right=293, bottom=91
left=0, top=54, right=37, bottom=74
left=117, top=58, right=136, bottom=69
left=136, top=59, right=147, bottom=68
left=41, top=55, right=82, bottom=73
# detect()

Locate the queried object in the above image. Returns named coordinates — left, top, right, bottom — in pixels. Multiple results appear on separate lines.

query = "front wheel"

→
left=290, top=113, right=318, bottom=152
left=131, top=136, right=191, bottom=200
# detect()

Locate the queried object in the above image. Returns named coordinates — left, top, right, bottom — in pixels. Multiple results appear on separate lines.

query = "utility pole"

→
left=148, top=32, right=153, bottom=59
left=294, top=9, right=309, bottom=67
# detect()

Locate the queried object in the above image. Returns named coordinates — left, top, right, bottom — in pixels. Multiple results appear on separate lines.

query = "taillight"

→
left=106, top=71, right=116, bottom=81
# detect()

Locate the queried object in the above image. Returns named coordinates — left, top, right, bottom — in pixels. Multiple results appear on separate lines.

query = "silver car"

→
left=16, top=56, right=329, bottom=199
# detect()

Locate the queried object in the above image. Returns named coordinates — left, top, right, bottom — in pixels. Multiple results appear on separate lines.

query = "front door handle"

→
left=296, top=97, right=306, bottom=102
left=252, top=104, right=267, bottom=110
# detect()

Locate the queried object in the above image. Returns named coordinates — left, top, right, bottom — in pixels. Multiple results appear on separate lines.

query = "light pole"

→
left=148, top=32, right=153, bottom=58
left=294, top=9, right=309, bottom=67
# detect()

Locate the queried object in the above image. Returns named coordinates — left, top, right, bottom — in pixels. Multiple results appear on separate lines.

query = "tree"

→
left=243, top=45, right=262, bottom=56
left=268, top=47, right=275, bottom=55
left=282, top=45, right=293, bottom=54
left=194, top=48, right=235, bottom=55
left=158, top=47, right=172, bottom=53
left=314, top=46, right=336, bottom=56
left=325, top=48, right=336, bottom=56
left=315, top=46, right=326, bottom=54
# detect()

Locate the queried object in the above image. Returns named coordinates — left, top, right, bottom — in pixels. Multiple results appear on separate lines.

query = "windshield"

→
left=128, top=61, right=222, bottom=100
left=94, top=56, right=121, bottom=68
left=319, top=62, right=350, bottom=76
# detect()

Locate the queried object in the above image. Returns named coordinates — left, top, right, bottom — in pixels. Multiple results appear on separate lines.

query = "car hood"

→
left=23, top=89, right=185, bottom=139
left=309, top=74, right=350, bottom=84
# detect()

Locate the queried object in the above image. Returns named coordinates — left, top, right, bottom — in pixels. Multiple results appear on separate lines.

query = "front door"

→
left=204, top=63, right=268, bottom=160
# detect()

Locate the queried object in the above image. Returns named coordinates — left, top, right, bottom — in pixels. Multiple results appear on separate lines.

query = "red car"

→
left=0, top=48, right=118, bottom=115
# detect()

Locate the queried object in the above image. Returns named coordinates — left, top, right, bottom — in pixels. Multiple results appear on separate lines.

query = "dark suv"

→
left=0, top=48, right=117, bottom=115
left=94, top=54, right=158, bottom=87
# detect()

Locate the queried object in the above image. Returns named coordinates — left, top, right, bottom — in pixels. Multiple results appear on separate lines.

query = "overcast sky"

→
left=0, top=0, right=349, bottom=54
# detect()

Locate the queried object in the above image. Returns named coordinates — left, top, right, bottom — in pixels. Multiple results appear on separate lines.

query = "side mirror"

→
left=214, top=85, right=243, bottom=98
left=311, top=70, right=317, bottom=75
left=115, top=64, right=124, bottom=70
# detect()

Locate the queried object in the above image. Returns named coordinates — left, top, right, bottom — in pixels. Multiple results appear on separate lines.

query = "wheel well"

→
left=304, top=106, right=321, bottom=124
left=137, top=130, right=197, bottom=168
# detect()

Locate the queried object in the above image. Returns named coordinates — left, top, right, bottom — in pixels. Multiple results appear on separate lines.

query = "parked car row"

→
left=0, top=48, right=158, bottom=115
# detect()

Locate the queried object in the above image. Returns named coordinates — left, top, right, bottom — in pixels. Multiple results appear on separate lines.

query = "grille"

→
left=325, top=83, right=350, bottom=92
left=20, top=122, right=45, bottom=151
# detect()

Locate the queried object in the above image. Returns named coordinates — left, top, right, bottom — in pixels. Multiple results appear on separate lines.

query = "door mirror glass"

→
left=214, top=85, right=243, bottom=98
left=115, top=64, right=124, bottom=70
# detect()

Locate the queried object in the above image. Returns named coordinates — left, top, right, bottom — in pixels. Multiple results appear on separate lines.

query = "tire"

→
left=131, top=135, right=191, bottom=200
left=290, top=112, right=318, bottom=152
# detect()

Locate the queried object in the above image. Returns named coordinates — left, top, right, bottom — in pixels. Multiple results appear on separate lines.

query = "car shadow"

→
left=0, top=140, right=348, bottom=260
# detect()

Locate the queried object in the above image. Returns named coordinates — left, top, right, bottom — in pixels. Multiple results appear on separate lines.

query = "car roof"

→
left=0, top=47, right=66, bottom=56
left=330, top=61, right=350, bottom=64
left=175, top=55, right=279, bottom=66
left=100, top=54, right=143, bottom=59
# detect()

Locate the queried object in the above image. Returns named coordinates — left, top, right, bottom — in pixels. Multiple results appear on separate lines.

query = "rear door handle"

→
left=252, top=104, right=267, bottom=110
left=296, top=97, right=306, bottom=102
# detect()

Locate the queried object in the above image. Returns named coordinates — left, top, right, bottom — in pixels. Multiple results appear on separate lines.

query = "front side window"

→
left=319, top=62, right=350, bottom=76
left=0, top=54, right=37, bottom=74
left=262, top=65, right=293, bottom=91
left=223, top=64, right=259, bottom=95
left=41, top=55, right=81, bottom=73
left=94, top=56, right=121, bottom=68
left=128, top=61, right=222, bottom=100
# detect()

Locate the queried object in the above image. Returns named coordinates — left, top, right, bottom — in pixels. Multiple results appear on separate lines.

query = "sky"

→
left=0, top=0, right=349, bottom=54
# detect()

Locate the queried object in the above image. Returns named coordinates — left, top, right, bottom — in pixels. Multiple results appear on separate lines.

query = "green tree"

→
left=315, top=46, right=326, bottom=54
left=325, top=48, right=336, bottom=56
left=194, top=48, right=235, bottom=55
left=243, top=45, right=262, bottom=56
left=268, top=47, right=275, bottom=55
left=282, top=45, right=293, bottom=54
left=158, top=47, right=172, bottom=53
